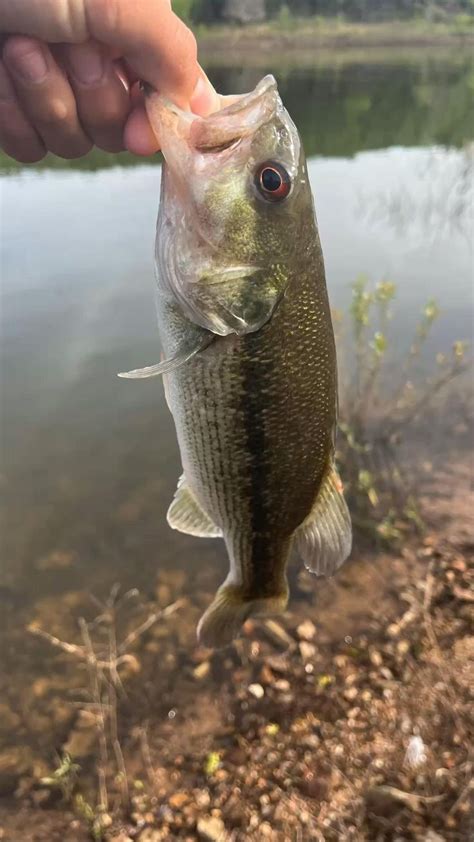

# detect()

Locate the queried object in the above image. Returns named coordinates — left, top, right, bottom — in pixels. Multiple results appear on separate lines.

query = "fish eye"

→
left=254, top=161, right=291, bottom=203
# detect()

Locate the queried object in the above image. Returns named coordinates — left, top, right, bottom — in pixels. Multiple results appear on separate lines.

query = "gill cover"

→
left=146, top=75, right=303, bottom=336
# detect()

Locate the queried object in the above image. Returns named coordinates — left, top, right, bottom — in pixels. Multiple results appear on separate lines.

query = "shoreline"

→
left=198, top=18, right=474, bottom=65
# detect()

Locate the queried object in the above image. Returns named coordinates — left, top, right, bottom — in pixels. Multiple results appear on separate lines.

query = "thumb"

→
left=190, top=67, right=221, bottom=117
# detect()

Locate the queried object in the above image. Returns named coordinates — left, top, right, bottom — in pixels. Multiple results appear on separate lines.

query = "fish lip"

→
left=145, top=75, right=279, bottom=152
left=145, top=74, right=277, bottom=122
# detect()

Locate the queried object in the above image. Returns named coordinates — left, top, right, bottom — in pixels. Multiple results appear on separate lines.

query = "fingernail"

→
left=190, top=73, right=220, bottom=117
left=9, top=45, right=47, bottom=83
left=68, top=43, right=104, bottom=85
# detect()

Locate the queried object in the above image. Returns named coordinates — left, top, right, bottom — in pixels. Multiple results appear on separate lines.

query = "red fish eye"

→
left=255, top=161, right=291, bottom=202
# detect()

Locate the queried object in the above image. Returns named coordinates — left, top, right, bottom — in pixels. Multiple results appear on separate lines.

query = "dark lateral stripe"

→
left=240, top=334, right=278, bottom=598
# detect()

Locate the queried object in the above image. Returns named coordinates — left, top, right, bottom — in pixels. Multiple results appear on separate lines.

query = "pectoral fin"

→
left=117, top=333, right=213, bottom=380
left=295, top=464, right=352, bottom=577
left=167, top=475, right=223, bottom=538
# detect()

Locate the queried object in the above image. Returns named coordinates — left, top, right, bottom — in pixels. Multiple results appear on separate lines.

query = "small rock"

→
left=265, top=654, right=289, bottom=673
left=259, top=664, right=274, bottom=685
left=137, top=830, right=165, bottom=842
left=169, top=790, right=189, bottom=809
left=422, top=831, right=445, bottom=842
left=248, top=683, right=264, bottom=700
left=194, top=788, right=211, bottom=808
left=369, top=649, right=383, bottom=667
left=274, top=679, right=290, bottom=693
left=63, top=710, right=97, bottom=758
left=296, top=620, right=316, bottom=641
left=344, top=686, right=358, bottom=701
left=299, top=641, right=316, bottom=661
left=0, top=703, right=21, bottom=734
left=193, top=661, right=211, bottom=681
left=117, top=654, right=141, bottom=680
left=197, top=815, right=227, bottom=841
left=261, top=620, right=293, bottom=649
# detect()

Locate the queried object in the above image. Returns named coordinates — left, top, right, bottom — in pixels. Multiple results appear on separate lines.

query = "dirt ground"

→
left=0, top=459, right=472, bottom=842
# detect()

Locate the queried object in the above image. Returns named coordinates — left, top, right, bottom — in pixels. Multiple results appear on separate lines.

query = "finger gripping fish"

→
left=122, top=75, right=352, bottom=648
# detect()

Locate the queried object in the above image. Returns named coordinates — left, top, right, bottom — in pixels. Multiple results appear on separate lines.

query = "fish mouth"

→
left=145, top=75, right=279, bottom=155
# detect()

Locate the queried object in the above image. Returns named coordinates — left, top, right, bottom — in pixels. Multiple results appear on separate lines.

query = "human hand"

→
left=0, top=0, right=219, bottom=162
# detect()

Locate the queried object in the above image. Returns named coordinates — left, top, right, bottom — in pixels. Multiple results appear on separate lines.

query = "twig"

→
left=118, top=598, right=184, bottom=655
left=138, top=726, right=157, bottom=793
left=79, top=617, right=109, bottom=811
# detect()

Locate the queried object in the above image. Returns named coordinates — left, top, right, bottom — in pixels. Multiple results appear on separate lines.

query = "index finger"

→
left=1, top=0, right=199, bottom=106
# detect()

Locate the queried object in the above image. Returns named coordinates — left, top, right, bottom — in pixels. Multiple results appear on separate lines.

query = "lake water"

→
left=0, top=56, right=473, bottom=630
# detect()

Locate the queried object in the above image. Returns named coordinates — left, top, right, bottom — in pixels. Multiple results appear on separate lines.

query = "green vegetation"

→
left=336, top=277, right=469, bottom=544
left=178, top=0, right=474, bottom=24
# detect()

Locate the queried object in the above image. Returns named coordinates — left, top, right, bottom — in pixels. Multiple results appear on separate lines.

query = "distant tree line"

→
left=173, top=0, right=474, bottom=25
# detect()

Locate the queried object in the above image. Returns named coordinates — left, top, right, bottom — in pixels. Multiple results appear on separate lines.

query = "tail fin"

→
left=197, top=583, right=288, bottom=649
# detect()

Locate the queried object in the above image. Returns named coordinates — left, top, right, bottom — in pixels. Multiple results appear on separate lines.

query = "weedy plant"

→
left=335, top=276, right=469, bottom=544
left=28, top=587, right=183, bottom=839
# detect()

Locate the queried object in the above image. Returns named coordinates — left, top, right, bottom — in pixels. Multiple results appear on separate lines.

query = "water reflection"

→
left=358, top=144, right=474, bottom=241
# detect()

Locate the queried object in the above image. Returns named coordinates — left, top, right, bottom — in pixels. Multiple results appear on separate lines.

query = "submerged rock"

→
left=0, top=746, right=33, bottom=795
left=63, top=710, right=97, bottom=759
left=197, top=815, right=227, bottom=841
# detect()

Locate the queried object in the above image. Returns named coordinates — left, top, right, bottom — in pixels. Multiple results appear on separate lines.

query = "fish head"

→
left=147, top=75, right=313, bottom=336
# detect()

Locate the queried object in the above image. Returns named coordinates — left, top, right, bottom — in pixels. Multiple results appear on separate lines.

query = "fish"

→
left=119, top=75, right=352, bottom=648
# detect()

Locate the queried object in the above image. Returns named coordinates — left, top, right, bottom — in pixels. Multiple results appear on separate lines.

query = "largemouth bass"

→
left=120, top=76, right=352, bottom=648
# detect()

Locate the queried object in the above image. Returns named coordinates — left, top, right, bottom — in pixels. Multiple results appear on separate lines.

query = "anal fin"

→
left=167, top=475, right=223, bottom=539
left=295, top=463, right=352, bottom=577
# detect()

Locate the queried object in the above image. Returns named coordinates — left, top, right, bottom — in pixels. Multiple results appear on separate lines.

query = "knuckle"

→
left=85, top=0, right=119, bottom=39
left=38, top=97, right=71, bottom=127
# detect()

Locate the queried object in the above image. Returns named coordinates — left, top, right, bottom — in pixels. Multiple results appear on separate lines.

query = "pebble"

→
left=274, top=679, right=290, bottom=692
left=422, top=831, right=446, bottom=842
left=369, top=649, right=383, bottom=667
left=261, top=620, right=293, bottom=648
left=344, top=686, right=358, bottom=701
left=297, top=620, right=316, bottom=641
left=299, top=641, right=316, bottom=661
left=0, top=703, right=20, bottom=734
left=248, top=683, right=265, bottom=699
left=197, top=815, right=227, bottom=841
left=169, top=790, right=189, bottom=809
left=193, top=661, right=211, bottom=681
left=63, top=710, right=97, bottom=758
